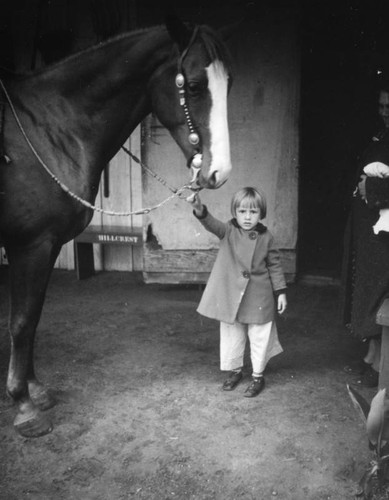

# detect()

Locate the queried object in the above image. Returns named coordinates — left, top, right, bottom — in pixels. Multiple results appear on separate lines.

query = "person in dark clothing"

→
left=341, top=82, right=389, bottom=387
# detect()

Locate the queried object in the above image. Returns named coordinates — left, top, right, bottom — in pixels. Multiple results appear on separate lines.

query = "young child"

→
left=188, top=186, right=287, bottom=397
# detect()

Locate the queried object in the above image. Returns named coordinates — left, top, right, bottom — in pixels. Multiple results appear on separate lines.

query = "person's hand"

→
left=363, top=161, right=389, bottom=178
left=277, top=293, right=287, bottom=314
left=186, top=192, right=204, bottom=217
left=358, top=174, right=367, bottom=200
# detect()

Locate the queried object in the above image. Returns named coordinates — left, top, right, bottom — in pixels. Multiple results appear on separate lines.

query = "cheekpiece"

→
left=189, top=132, right=200, bottom=145
left=175, top=73, right=185, bottom=88
left=191, top=153, right=203, bottom=168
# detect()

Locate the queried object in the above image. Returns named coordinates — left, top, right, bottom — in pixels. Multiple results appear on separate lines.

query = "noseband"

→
left=175, top=26, right=203, bottom=181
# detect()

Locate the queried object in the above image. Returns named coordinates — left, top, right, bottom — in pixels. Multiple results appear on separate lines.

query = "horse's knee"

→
left=9, top=315, right=35, bottom=350
left=10, top=314, right=31, bottom=336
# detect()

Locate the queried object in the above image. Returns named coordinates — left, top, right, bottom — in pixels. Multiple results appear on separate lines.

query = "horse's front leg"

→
left=6, top=240, right=61, bottom=437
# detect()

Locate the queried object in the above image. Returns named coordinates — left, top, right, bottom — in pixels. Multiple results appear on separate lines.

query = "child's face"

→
left=235, top=202, right=261, bottom=230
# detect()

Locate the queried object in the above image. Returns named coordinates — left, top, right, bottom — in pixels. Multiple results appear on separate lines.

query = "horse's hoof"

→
left=14, top=410, right=53, bottom=438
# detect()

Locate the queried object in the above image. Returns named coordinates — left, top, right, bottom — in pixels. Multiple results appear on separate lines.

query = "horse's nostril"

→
left=204, top=170, right=227, bottom=189
left=210, top=171, right=218, bottom=187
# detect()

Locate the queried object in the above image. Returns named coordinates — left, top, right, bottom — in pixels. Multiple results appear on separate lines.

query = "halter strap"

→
left=177, top=25, right=200, bottom=74
left=175, top=25, right=203, bottom=173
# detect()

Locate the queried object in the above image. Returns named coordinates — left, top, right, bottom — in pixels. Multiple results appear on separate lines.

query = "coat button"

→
left=242, top=271, right=250, bottom=278
left=249, top=232, right=257, bottom=240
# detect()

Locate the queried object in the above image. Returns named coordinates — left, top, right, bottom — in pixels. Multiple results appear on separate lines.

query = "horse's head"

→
left=148, top=17, right=232, bottom=190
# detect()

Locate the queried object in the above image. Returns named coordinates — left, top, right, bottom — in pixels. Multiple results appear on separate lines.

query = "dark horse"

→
left=0, top=17, right=232, bottom=437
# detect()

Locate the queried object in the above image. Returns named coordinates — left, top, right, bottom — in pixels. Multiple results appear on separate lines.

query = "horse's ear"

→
left=165, top=14, right=192, bottom=52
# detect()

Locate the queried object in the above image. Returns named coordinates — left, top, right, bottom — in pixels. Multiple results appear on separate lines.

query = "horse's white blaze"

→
left=206, top=61, right=231, bottom=185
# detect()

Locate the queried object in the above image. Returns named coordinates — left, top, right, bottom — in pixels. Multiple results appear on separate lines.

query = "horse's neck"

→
left=11, top=27, right=174, bottom=166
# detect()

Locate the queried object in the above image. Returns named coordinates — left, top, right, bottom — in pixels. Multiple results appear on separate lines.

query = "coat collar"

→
left=231, top=219, right=267, bottom=233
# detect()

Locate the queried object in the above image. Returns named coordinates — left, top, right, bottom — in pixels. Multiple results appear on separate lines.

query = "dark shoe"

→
left=222, top=371, right=243, bottom=391
left=353, top=366, right=379, bottom=388
left=244, top=377, right=265, bottom=398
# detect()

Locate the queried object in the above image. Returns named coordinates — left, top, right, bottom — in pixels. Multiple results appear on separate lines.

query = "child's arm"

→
left=277, top=293, right=287, bottom=314
left=187, top=193, right=227, bottom=239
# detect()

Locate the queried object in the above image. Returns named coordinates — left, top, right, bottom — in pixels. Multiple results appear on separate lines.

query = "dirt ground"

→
left=0, top=269, right=385, bottom=499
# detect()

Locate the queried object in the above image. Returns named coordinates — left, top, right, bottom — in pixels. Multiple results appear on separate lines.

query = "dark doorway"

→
left=298, top=1, right=388, bottom=279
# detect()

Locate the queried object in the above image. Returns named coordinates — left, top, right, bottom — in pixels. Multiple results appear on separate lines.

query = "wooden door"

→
left=56, top=128, right=143, bottom=272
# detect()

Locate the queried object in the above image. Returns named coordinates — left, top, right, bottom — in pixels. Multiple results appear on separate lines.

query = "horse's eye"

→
left=187, top=81, right=205, bottom=96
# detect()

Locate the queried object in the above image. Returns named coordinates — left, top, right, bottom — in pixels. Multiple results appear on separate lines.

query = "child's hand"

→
left=186, top=192, right=204, bottom=216
left=277, top=293, right=287, bottom=314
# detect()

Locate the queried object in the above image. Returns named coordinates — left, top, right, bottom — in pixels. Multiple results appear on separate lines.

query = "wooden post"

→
left=74, top=241, right=95, bottom=280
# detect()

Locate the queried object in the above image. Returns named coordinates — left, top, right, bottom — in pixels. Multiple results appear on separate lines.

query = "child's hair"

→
left=230, top=187, right=267, bottom=219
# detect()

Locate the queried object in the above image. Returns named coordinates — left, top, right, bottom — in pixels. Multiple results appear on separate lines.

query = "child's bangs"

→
left=239, top=195, right=260, bottom=210
left=239, top=196, right=259, bottom=210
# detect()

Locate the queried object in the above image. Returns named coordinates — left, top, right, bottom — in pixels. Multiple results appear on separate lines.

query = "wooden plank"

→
left=74, top=225, right=143, bottom=246
left=143, top=248, right=295, bottom=276
left=143, top=272, right=210, bottom=284
left=143, top=249, right=218, bottom=273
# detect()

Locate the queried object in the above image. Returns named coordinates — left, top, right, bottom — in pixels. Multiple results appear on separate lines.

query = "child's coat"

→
left=196, top=210, right=286, bottom=324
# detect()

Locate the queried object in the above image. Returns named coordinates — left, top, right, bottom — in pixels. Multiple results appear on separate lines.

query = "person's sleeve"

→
left=266, top=234, right=287, bottom=293
left=194, top=205, right=227, bottom=239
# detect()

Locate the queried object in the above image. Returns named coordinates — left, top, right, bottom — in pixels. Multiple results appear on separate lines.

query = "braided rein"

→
left=0, top=78, right=199, bottom=217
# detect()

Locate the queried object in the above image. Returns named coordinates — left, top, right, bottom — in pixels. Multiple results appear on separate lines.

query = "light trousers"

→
left=220, top=320, right=283, bottom=374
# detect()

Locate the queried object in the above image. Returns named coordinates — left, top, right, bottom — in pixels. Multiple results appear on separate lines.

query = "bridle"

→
left=174, top=25, right=203, bottom=185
